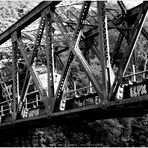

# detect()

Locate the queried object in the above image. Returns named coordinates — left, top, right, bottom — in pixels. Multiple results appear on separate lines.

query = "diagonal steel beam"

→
left=49, top=1, right=104, bottom=112
left=112, top=33, right=124, bottom=66
left=109, top=2, right=148, bottom=101
left=18, top=14, right=46, bottom=115
left=0, top=1, right=60, bottom=45
left=142, top=28, right=148, bottom=40
left=17, top=38, right=50, bottom=114
left=54, top=3, right=103, bottom=103
left=55, top=52, right=74, bottom=89
left=123, top=2, right=148, bottom=76
left=91, top=44, right=101, bottom=62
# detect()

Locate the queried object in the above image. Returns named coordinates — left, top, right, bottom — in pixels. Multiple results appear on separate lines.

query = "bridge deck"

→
left=0, top=94, right=147, bottom=131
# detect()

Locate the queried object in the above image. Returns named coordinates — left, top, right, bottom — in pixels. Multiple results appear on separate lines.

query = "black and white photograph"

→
left=0, top=0, right=147, bottom=147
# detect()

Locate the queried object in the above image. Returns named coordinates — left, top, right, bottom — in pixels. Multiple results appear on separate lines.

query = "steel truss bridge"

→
left=0, top=1, right=148, bottom=130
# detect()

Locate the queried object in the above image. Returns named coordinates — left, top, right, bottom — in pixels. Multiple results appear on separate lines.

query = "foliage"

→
left=37, top=119, right=133, bottom=147
left=38, top=126, right=69, bottom=147
left=0, top=1, right=40, bottom=33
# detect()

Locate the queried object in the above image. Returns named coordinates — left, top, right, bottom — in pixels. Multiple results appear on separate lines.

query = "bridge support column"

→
left=11, top=31, right=20, bottom=120
left=45, top=9, right=55, bottom=113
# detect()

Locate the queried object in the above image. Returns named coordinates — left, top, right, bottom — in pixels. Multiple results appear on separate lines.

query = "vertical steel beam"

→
left=117, top=1, right=127, bottom=16
left=97, top=1, right=108, bottom=101
left=45, top=10, right=55, bottom=112
left=11, top=31, right=20, bottom=120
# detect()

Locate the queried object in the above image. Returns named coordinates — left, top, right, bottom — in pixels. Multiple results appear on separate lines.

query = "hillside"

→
left=0, top=1, right=41, bottom=33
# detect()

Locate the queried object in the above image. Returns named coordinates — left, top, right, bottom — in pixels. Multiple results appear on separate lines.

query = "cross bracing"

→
left=0, top=1, right=147, bottom=130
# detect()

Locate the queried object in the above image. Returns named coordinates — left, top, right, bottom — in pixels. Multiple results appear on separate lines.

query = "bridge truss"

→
left=0, top=1, right=148, bottom=129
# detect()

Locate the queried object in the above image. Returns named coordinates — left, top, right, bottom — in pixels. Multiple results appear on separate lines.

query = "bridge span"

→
left=0, top=1, right=148, bottom=132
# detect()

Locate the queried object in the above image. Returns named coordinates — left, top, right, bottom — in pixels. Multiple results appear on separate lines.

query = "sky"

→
left=119, top=0, right=143, bottom=9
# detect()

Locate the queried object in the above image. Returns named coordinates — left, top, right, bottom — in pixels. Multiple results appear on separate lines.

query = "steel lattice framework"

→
left=0, top=1, right=148, bottom=130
